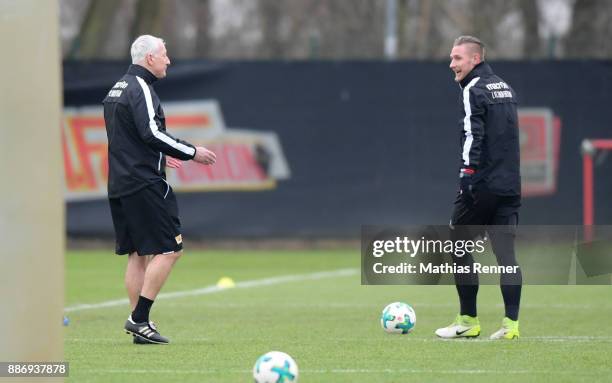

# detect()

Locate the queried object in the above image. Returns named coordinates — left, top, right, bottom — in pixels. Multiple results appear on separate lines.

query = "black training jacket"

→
left=456, top=62, right=521, bottom=196
left=103, top=65, right=196, bottom=198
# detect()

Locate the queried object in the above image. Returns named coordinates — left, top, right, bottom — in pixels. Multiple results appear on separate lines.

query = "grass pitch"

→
left=65, top=249, right=612, bottom=382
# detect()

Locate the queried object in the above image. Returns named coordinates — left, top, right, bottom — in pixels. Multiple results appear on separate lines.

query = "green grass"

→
left=65, top=249, right=612, bottom=382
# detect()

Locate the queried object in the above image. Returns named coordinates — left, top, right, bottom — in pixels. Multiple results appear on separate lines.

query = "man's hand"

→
left=193, top=146, right=216, bottom=165
left=166, top=156, right=183, bottom=169
left=459, top=168, right=475, bottom=201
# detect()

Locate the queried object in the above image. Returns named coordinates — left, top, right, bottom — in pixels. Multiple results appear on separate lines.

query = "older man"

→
left=103, top=35, right=216, bottom=344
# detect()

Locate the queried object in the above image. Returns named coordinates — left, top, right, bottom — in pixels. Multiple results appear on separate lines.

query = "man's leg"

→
left=126, top=252, right=181, bottom=345
left=449, top=190, right=497, bottom=316
left=489, top=217, right=522, bottom=321
left=130, top=251, right=182, bottom=323
left=450, top=225, right=480, bottom=316
left=141, top=251, right=182, bottom=300
left=109, top=197, right=144, bottom=311
left=433, top=225, right=482, bottom=338
left=126, top=254, right=160, bottom=344
left=121, top=182, right=183, bottom=344
left=125, top=252, right=148, bottom=310
left=488, top=197, right=522, bottom=340
left=488, top=227, right=521, bottom=339
left=435, top=189, right=497, bottom=338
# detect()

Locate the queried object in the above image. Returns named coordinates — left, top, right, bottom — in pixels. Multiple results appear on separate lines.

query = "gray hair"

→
left=453, top=35, right=485, bottom=60
left=130, top=35, right=164, bottom=64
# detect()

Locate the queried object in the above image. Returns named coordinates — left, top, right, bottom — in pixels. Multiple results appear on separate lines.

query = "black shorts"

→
left=109, top=181, right=183, bottom=256
left=450, top=186, right=522, bottom=285
left=451, top=186, right=521, bottom=227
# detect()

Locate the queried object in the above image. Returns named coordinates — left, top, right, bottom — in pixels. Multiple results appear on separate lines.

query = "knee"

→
left=494, top=249, right=518, bottom=267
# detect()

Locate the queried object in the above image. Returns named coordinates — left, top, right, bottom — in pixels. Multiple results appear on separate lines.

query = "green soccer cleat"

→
left=435, top=314, right=481, bottom=338
left=489, top=317, right=520, bottom=340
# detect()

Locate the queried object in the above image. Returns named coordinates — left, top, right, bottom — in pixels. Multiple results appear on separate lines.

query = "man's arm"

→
left=129, top=77, right=196, bottom=161
left=461, top=85, right=486, bottom=170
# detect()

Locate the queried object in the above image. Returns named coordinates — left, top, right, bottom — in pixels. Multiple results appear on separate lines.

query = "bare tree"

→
left=467, top=0, right=508, bottom=57
left=397, top=0, right=409, bottom=57
left=194, top=0, right=213, bottom=57
left=414, top=0, right=433, bottom=58
left=566, top=0, right=612, bottom=58
left=130, top=0, right=163, bottom=43
left=69, top=0, right=121, bottom=59
left=59, top=0, right=612, bottom=60
left=519, top=0, right=541, bottom=58
left=313, top=0, right=385, bottom=59
left=413, top=0, right=447, bottom=59
left=158, top=0, right=213, bottom=59
left=257, top=0, right=285, bottom=58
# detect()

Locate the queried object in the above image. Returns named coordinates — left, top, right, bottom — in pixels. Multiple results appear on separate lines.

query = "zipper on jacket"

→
left=158, top=152, right=162, bottom=172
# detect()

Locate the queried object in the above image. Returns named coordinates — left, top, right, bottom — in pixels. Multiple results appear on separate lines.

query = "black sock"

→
left=490, top=225, right=522, bottom=321
left=132, top=295, right=154, bottom=323
left=501, top=284, right=521, bottom=321
left=456, top=284, right=479, bottom=317
left=500, top=266, right=522, bottom=321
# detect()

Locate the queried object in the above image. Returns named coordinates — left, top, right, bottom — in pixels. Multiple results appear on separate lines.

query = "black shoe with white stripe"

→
left=124, top=316, right=169, bottom=344
left=133, top=321, right=160, bottom=344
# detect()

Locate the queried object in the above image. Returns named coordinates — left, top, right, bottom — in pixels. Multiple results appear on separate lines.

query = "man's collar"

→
left=460, top=62, right=493, bottom=88
left=127, top=64, right=158, bottom=84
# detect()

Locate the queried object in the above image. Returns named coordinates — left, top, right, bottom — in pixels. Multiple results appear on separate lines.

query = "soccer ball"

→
left=253, top=351, right=298, bottom=383
left=380, top=302, right=416, bottom=334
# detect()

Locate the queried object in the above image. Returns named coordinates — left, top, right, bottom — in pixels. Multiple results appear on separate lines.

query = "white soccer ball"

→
left=380, top=302, right=416, bottom=334
left=253, top=351, right=299, bottom=383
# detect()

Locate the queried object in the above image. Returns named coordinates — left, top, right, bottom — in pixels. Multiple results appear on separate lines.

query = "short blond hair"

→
left=453, top=35, right=485, bottom=60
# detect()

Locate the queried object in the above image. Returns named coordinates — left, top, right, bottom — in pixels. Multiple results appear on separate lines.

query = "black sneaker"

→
left=133, top=321, right=159, bottom=344
left=124, top=316, right=169, bottom=344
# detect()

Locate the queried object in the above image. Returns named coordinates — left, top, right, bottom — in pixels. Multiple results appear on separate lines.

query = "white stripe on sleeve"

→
left=461, top=76, right=480, bottom=166
left=136, top=76, right=196, bottom=157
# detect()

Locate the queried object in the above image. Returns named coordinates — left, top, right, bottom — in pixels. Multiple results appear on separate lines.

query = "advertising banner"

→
left=63, top=101, right=290, bottom=201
